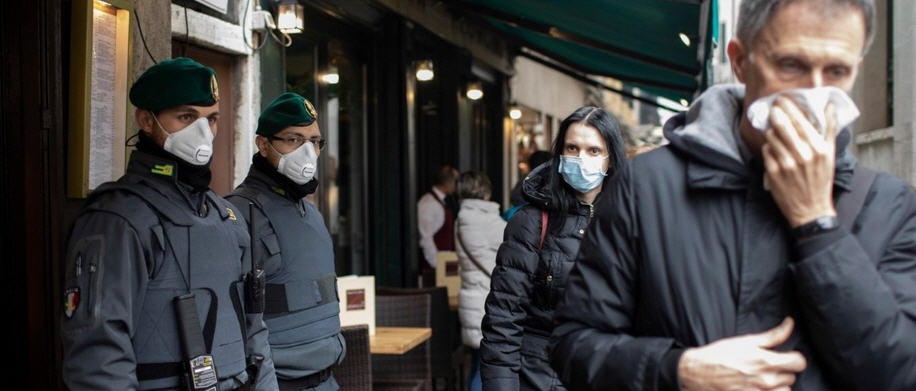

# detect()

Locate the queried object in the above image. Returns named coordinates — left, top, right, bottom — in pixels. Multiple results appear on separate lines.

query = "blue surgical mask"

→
left=558, top=155, right=608, bottom=193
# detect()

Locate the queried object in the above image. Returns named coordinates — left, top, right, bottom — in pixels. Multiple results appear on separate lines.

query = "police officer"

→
left=61, top=58, right=278, bottom=391
left=227, top=92, right=345, bottom=391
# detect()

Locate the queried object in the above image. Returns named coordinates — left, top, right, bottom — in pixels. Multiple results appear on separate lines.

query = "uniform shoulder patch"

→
left=151, top=164, right=174, bottom=177
left=226, top=207, right=237, bottom=221
left=64, top=288, right=80, bottom=319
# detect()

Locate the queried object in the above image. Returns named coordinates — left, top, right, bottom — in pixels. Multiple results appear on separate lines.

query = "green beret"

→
left=129, top=57, right=218, bottom=112
left=257, top=92, right=318, bottom=136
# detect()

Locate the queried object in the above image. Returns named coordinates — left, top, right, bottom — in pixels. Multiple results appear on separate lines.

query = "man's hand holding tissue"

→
left=762, top=97, right=838, bottom=228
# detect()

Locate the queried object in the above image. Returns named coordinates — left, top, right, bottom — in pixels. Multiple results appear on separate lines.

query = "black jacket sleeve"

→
left=479, top=207, right=541, bottom=391
left=550, top=166, right=679, bottom=391
left=789, top=174, right=916, bottom=390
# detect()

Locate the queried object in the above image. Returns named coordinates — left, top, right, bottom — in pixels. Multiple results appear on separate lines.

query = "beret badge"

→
left=304, top=99, right=318, bottom=120
left=211, top=74, right=220, bottom=103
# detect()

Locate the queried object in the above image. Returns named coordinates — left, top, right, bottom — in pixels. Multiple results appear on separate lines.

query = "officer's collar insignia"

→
left=64, top=288, right=80, bottom=319
left=226, top=207, right=237, bottom=221
left=151, top=164, right=174, bottom=177
left=211, top=74, right=220, bottom=102
left=304, top=99, right=318, bottom=120
left=271, top=186, right=287, bottom=196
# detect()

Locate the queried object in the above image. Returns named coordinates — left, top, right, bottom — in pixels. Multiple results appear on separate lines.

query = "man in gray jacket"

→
left=552, top=0, right=916, bottom=390
left=61, top=57, right=277, bottom=390
left=227, top=92, right=345, bottom=391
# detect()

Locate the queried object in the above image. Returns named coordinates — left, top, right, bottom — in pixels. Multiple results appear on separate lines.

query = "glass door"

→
left=287, top=35, right=369, bottom=276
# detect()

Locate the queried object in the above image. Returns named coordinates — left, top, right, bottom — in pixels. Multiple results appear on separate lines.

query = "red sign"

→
left=346, top=289, right=366, bottom=310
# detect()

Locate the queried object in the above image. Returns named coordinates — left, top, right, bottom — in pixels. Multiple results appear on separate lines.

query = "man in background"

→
left=418, top=165, right=459, bottom=280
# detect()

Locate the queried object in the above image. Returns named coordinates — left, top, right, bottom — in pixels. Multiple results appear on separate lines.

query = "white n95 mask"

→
left=747, top=86, right=860, bottom=135
left=153, top=115, right=214, bottom=165
left=276, top=141, right=318, bottom=184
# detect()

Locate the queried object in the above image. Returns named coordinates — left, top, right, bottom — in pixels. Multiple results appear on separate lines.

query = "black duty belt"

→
left=265, top=275, right=338, bottom=315
left=277, top=368, right=333, bottom=390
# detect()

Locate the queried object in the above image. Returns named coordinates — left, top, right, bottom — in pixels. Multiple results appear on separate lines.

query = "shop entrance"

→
left=285, top=15, right=371, bottom=276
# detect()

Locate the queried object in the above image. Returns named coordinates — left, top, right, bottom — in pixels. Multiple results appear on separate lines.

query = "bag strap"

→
left=836, top=165, right=877, bottom=231
left=538, top=210, right=548, bottom=250
left=456, top=224, right=492, bottom=278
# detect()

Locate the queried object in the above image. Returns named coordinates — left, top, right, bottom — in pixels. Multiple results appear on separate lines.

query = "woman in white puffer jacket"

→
left=454, top=171, right=506, bottom=391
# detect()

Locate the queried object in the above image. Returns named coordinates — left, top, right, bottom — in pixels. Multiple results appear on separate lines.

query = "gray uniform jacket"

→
left=227, top=160, right=345, bottom=390
left=61, top=150, right=278, bottom=391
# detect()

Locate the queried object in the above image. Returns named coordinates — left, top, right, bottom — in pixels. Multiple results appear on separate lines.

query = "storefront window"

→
left=512, top=105, right=552, bottom=190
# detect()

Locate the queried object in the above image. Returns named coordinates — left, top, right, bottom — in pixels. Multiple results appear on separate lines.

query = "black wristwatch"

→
left=792, top=215, right=840, bottom=239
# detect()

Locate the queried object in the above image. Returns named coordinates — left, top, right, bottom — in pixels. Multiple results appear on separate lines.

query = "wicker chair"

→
left=337, top=325, right=372, bottom=391
left=377, top=287, right=460, bottom=391
left=373, top=293, right=432, bottom=391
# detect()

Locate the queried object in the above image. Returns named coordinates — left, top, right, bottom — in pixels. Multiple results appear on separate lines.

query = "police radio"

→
left=246, top=203, right=266, bottom=314
left=174, top=293, right=218, bottom=391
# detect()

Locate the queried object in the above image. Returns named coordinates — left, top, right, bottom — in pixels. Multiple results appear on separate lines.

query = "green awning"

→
left=460, top=0, right=718, bottom=104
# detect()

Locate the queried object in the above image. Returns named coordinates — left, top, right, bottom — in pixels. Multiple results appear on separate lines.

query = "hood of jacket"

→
left=663, top=84, right=855, bottom=191
left=459, top=198, right=501, bottom=216
left=521, top=162, right=553, bottom=208
left=520, top=161, right=595, bottom=215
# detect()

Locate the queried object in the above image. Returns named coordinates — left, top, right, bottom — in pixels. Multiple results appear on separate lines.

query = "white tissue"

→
left=747, top=86, right=860, bottom=134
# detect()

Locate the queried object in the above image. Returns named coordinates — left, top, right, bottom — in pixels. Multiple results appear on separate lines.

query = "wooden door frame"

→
left=1, top=0, right=67, bottom=389
left=173, top=42, right=237, bottom=195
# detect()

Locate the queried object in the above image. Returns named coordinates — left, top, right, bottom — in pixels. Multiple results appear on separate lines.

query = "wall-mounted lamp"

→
left=416, top=60, right=434, bottom=82
left=466, top=81, right=483, bottom=100
left=509, top=104, right=522, bottom=119
left=277, top=0, right=304, bottom=34
left=321, top=66, right=340, bottom=84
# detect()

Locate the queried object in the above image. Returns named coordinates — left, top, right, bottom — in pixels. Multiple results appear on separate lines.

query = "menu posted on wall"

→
left=88, top=7, right=117, bottom=190
left=86, top=3, right=128, bottom=191
left=68, top=1, right=130, bottom=198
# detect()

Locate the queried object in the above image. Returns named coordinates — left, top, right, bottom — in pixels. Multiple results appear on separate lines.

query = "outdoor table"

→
left=369, top=327, right=432, bottom=355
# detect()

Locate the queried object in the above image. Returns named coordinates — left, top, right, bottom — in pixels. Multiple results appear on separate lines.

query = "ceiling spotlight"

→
left=416, top=60, right=434, bottom=81
left=509, top=106, right=522, bottom=119
left=466, top=81, right=483, bottom=100
left=679, top=98, right=689, bottom=107
left=321, top=66, right=339, bottom=84
left=679, top=33, right=691, bottom=47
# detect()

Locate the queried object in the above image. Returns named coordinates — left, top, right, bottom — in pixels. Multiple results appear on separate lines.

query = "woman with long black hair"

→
left=479, top=106, right=626, bottom=391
